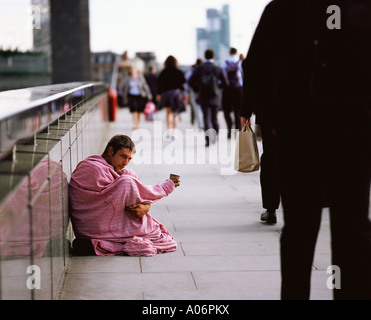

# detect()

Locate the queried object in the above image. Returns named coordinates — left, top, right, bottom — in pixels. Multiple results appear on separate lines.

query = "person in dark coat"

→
left=144, top=65, right=159, bottom=109
left=221, top=47, right=243, bottom=139
left=240, top=90, right=280, bottom=225
left=241, top=0, right=371, bottom=300
left=189, top=49, right=227, bottom=146
left=157, top=56, right=186, bottom=133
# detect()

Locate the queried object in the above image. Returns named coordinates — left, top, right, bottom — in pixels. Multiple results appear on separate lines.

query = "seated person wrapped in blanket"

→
left=68, top=134, right=180, bottom=256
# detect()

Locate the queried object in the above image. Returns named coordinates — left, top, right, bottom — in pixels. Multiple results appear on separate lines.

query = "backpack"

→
left=199, top=71, right=219, bottom=99
left=225, top=60, right=240, bottom=88
left=306, top=0, right=371, bottom=102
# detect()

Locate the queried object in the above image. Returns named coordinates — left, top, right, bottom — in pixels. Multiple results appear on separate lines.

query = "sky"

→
left=89, top=0, right=271, bottom=64
left=0, top=0, right=34, bottom=51
left=0, top=0, right=271, bottom=65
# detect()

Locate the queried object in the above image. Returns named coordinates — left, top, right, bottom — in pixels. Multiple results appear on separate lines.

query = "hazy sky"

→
left=0, top=0, right=33, bottom=51
left=89, top=0, right=271, bottom=64
left=0, top=0, right=271, bottom=65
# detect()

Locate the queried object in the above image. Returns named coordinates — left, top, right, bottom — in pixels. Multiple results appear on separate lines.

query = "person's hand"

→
left=170, top=177, right=180, bottom=188
left=240, top=117, right=251, bottom=127
left=126, top=203, right=151, bottom=218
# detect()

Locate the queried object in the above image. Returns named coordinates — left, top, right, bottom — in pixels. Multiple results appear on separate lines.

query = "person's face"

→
left=106, top=147, right=133, bottom=174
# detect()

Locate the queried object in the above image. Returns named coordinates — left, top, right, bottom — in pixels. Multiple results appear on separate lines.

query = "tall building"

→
left=32, top=0, right=51, bottom=72
left=32, top=0, right=92, bottom=84
left=196, top=4, right=230, bottom=64
left=50, top=0, right=92, bottom=83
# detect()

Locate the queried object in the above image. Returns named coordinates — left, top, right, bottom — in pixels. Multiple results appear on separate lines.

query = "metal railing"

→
left=0, top=82, right=108, bottom=160
left=0, top=82, right=109, bottom=299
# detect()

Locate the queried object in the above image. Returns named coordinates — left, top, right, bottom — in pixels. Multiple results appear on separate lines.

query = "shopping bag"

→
left=144, top=101, right=156, bottom=121
left=234, top=123, right=260, bottom=172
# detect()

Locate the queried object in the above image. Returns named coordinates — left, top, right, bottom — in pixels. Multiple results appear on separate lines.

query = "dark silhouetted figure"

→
left=145, top=65, right=159, bottom=109
left=157, top=55, right=186, bottom=133
left=241, top=85, right=280, bottom=225
left=242, top=0, right=371, bottom=299
left=221, top=47, right=243, bottom=139
left=189, top=49, right=227, bottom=146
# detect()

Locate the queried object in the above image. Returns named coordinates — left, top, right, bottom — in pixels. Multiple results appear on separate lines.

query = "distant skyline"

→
left=89, top=0, right=271, bottom=65
left=0, top=0, right=271, bottom=65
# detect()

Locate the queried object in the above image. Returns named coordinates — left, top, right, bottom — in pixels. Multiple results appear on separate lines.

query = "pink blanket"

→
left=68, top=155, right=177, bottom=256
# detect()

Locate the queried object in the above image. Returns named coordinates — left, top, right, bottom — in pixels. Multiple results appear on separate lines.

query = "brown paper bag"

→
left=234, top=123, right=260, bottom=172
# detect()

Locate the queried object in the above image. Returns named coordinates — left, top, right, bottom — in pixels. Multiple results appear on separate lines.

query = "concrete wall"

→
left=0, top=89, right=109, bottom=299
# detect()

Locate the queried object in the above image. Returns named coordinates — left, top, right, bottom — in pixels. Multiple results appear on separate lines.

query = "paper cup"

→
left=170, top=174, right=180, bottom=182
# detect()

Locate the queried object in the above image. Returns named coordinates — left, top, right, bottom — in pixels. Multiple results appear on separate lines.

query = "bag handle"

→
left=242, top=122, right=253, bottom=133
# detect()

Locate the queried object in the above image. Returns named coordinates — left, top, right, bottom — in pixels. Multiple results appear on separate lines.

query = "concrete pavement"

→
left=60, top=105, right=333, bottom=300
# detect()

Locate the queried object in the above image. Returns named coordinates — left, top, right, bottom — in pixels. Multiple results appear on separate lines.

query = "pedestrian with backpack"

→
left=189, top=49, right=227, bottom=146
left=221, top=47, right=243, bottom=139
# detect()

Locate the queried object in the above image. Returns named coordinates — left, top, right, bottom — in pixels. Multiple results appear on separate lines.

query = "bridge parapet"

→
left=0, top=82, right=109, bottom=299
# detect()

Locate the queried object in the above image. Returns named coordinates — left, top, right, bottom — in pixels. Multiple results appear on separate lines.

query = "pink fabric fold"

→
left=69, top=155, right=176, bottom=256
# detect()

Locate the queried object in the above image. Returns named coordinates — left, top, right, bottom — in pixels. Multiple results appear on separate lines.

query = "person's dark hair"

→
left=164, top=55, right=178, bottom=68
left=103, top=134, right=136, bottom=155
left=148, top=64, right=156, bottom=73
left=204, top=49, right=214, bottom=60
left=192, top=58, right=203, bottom=69
left=229, top=47, right=237, bottom=55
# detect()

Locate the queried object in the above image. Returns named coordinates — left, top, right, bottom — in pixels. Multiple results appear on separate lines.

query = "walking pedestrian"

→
left=157, top=55, right=187, bottom=135
left=189, top=49, right=227, bottom=146
left=144, top=65, right=159, bottom=109
left=242, top=0, right=371, bottom=299
left=185, top=58, right=204, bottom=130
left=221, top=47, right=243, bottom=139
left=116, top=78, right=125, bottom=108
left=123, top=66, right=152, bottom=130
left=240, top=92, right=280, bottom=225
